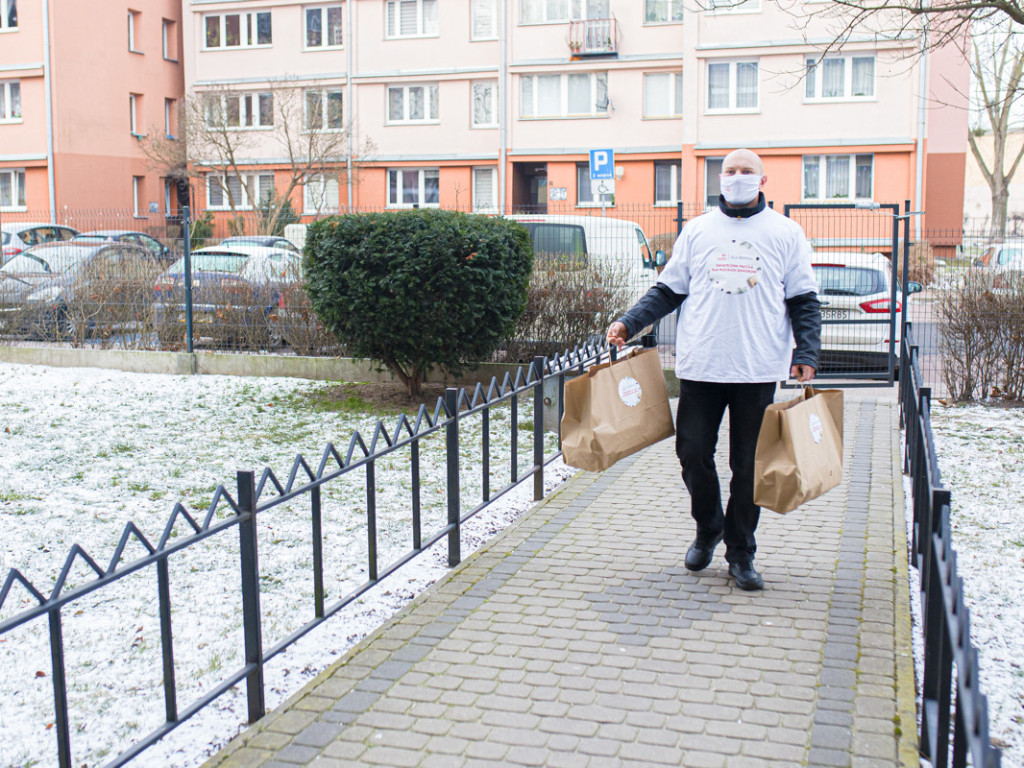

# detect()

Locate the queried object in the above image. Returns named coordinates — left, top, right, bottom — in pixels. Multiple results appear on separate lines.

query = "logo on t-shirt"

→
left=708, top=239, right=763, bottom=295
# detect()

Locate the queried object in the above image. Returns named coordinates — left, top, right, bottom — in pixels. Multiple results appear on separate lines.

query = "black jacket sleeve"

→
left=615, top=282, right=687, bottom=339
left=786, top=291, right=822, bottom=369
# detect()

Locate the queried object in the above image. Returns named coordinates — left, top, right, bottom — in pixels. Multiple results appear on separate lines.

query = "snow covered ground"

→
left=0, top=362, right=1020, bottom=768
left=0, top=362, right=572, bottom=768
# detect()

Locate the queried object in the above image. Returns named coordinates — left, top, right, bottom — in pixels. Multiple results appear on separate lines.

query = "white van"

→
left=506, top=214, right=667, bottom=305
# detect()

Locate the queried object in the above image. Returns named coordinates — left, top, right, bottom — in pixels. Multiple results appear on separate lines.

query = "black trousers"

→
left=675, top=379, right=777, bottom=564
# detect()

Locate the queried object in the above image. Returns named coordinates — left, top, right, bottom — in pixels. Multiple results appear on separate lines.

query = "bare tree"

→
left=968, top=20, right=1024, bottom=239
left=141, top=82, right=364, bottom=235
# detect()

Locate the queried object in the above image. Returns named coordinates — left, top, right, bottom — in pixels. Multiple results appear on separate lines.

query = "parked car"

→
left=73, top=229, right=174, bottom=263
left=153, top=244, right=301, bottom=348
left=0, top=241, right=161, bottom=339
left=219, top=235, right=301, bottom=254
left=811, top=251, right=923, bottom=376
left=1, top=222, right=79, bottom=265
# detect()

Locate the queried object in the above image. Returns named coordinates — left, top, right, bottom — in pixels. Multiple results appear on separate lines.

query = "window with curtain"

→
left=304, top=173, right=340, bottom=213
left=0, top=169, right=26, bottom=209
left=306, top=5, right=344, bottom=48
left=306, top=89, right=343, bottom=130
left=706, top=61, right=758, bottom=111
left=473, top=167, right=497, bottom=211
left=207, top=173, right=275, bottom=209
left=205, top=93, right=274, bottom=128
left=0, top=80, right=21, bottom=121
left=521, top=0, right=607, bottom=23
left=643, top=72, right=682, bottom=118
left=705, top=157, right=723, bottom=208
left=521, top=72, right=608, bottom=117
left=388, top=168, right=440, bottom=207
left=387, top=84, right=439, bottom=122
left=805, top=54, right=875, bottom=100
left=654, top=161, right=681, bottom=204
left=802, top=154, right=873, bottom=200
left=385, top=0, right=438, bottom=37
left=204, top=11, right=272, bottom=48
left=471, top=0, right=497, bottom=38
left=645, top=0, right=682, bottom=22
left=1, top=0, right=17, bottom=30
left=472, top=81, right=497, bottom=126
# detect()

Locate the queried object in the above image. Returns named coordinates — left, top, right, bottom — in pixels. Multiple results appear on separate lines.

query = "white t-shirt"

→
left=657, top=205, right=819, bottom=383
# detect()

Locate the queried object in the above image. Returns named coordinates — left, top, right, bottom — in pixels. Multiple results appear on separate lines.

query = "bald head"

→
left=722, top=148, right=764, bottom=176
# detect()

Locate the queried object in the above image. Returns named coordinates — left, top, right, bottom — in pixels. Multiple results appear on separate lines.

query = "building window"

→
left=162, top=19, right=178, bottom=60
left=305, top=89, right=344, bottom=130
left=576, top=163, right=613, bottom=206
left=803, top=154, right=873, bottom=201
left=306, top=4, right=344, bottom=48
left=655, top=161, right=681, bottom=204
left=472, top=0, right=497, bottom=39
left=1, top=0, right=17, bottom=31
left=205, top=93, right=275, bottom=129
left=520, top=72, right=608, bottom=118
left=472, top=81, right=497, bottom=127
left=643, top=72, right=682, bottom=118
left=204, top=11, right=272, bottom=49
left=385, top=0, right=438, bottom=38
left=705, top=157, right=723, bottom=208
left=206, top=173, right=275, bottom=210
left=0, top=80, right=21, bottom=121
left=304, top=173, right=340, bottom=213
left=387, top=84, right=439, bottom=123
left=388, top=168, right=439, bottom=207
left=706, top=60, right=758, bottom=111
left=129, top=93, right=141, bottom=134
left=805, top=55, right=875, bottom=100
left=165, top=98, right=176, bottom=138
left=521, top=0, right=608, bottom=23
left=473, top=167, right=497, bottom=212
left=708, top=0, right=760, bottom=12
left=128, top=10, right=141, bottom=52
left=645, top=0, right=682, bottom=22
left=132, top=176, right=144, bottom=217
left=0, top=169, right=26, bottom=209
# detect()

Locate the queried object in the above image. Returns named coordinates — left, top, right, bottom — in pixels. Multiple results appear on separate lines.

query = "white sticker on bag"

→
left=618, top=377, right=642, bottom=407
left=809, top=412, right=823, bottom=443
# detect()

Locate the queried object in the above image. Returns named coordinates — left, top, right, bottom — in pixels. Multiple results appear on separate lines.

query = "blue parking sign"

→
left=589, top=149, right=614, bottom=180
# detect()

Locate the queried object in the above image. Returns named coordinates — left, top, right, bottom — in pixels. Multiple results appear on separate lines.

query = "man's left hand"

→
left=791, top=364, right=816, bottom=383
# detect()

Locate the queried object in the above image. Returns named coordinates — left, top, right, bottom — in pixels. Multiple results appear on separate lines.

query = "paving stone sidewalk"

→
left=203, top=390, right=918, bottom=768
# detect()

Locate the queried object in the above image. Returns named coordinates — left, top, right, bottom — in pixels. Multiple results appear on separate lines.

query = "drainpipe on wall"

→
left=915, top=20, right=928, bottom=240
left=345, top=0, right=354, bottom=210
left=42, top=0, right=56, bottom=220
left=499, top=0, right=508, bottom=213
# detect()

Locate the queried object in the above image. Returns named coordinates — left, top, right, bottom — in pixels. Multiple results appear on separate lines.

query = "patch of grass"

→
left=111, top=442, right=135, bottom=455
left=127, top=481, right=150, bottom=493
left=0, top=489, right=35, bottom=503
left=281, top=384, right=381, bottom=415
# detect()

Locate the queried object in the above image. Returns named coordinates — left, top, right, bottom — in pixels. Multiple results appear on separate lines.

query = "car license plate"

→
left=821, top=308, right=849, bottom=320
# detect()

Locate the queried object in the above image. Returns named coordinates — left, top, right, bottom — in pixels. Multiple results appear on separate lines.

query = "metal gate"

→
left=784, top=202, right=905, bottom=388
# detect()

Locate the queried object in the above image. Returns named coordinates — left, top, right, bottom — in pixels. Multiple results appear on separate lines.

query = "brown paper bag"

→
left=753, top=386, right=844, bottom=514
left=560, top=347, right=675, bottom=472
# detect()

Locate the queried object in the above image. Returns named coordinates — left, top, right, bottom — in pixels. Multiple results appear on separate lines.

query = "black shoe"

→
left=684, top=530, right=723, bottom=572
left=729, top=561, right=764, bottom=591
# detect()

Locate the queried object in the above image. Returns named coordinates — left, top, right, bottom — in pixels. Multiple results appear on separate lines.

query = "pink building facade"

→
left=0, top=0, right=185, bottom=219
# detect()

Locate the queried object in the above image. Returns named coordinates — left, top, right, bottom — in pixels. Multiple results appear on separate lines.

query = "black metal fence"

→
left=900, top=327, right=1004, bottom=768
left=0, top=341, right=608, bottom=768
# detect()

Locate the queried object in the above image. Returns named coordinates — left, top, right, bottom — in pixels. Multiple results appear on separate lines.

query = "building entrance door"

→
left=512, top=163, right=547, bottom=213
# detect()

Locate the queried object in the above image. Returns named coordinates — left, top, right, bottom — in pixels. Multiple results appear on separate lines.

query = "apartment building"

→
left=180, top=0, right=968, bottom=233
left=0, top=0, right=185, bottom=218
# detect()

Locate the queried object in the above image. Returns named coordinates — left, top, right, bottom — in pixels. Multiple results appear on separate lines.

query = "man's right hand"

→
left=606, top=321, right=628, bottom=350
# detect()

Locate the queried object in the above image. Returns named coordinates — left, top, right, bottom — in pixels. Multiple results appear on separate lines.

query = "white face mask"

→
left=719, top=173, right=762, bottom=205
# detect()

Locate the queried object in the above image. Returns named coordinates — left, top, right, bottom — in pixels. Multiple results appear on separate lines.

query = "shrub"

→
left=905, top=241, right=936, bottom=286
left=303, top=209, right=533, bottom=395
left=939, top=275, right=1024, bottom=401
left=502, top=253, right=633, bottom=362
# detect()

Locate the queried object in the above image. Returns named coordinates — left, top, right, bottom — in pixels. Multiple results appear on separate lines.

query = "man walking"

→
left=606, top=148, right=821, bottom=590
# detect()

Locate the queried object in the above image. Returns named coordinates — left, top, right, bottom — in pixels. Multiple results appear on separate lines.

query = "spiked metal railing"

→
left=0, top=340, right=611, bottom=768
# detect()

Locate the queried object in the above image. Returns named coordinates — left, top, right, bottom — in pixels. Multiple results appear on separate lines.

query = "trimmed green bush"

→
left=303, top=209, right=533, bottom=395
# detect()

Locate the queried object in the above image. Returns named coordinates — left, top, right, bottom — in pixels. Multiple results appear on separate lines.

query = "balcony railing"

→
left=568, top=18, right=617, bottom=57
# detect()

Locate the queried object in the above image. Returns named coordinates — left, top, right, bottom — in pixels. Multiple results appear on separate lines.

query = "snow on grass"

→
left=0, top=362, right=572, bottom=768
left=924, top=403, right=1024, bottom=766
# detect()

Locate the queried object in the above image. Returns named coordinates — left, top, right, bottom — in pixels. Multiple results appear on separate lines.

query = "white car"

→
left=811, top=251, right=923, bottom=375
left=2, top=222, right=79, bottom=265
